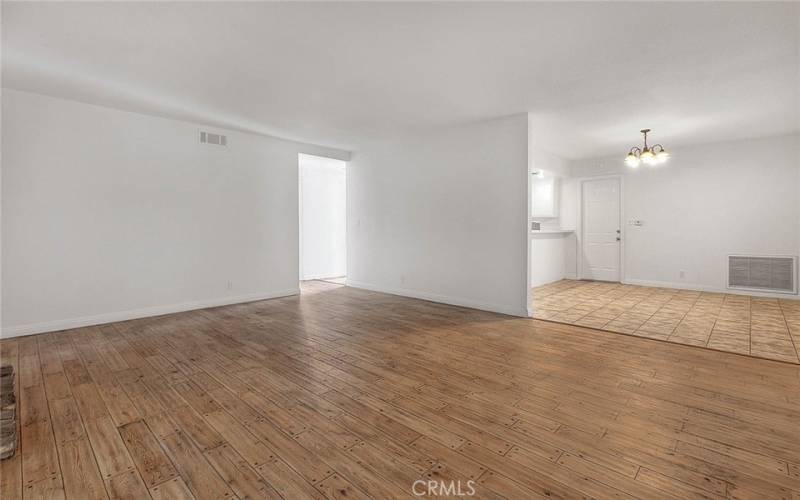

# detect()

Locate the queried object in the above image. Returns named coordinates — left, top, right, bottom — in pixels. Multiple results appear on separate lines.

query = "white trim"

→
left=347, top=280, right=529, bottom=317
left=297, top=153, right=348, bottom=282
left=0, top=289, right=300, bottom=339
left=576, top=174, right=624, bottom=282
left=302, top=273, right=346, bottom=281
left=622, top=278, right=800, bottom=300
left=298, top=155, right=305, bottom=281
left=525, top=139, right=533, bottom=318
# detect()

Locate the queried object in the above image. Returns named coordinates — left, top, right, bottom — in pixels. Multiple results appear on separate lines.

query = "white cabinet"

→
left=530, top=233, right=566, bottom=286
left=531, top=176, right=559, bottom=218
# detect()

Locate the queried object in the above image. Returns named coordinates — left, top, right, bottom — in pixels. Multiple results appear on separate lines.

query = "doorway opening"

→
left=298, top=153, right=347, bottom=291
left=527, top=162, right=623, bottom=318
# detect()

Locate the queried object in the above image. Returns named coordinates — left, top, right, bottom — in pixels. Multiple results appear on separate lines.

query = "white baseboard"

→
left=622, top=278, right=800, bottom=300
left=532, top=274, right=575, bottom=287
left=0, top=288, right=300, bottom=339
left=346, top=280, right=529, bottom=317
left=302, top=274, right=346, bottom=281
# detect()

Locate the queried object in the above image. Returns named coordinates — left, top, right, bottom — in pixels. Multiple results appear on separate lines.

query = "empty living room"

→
left=2, top=2, right=799, bottom=499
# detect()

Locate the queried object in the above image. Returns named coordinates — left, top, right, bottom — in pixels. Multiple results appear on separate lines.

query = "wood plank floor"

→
left=2, top=280, right=800, bottom=499
left=533, top=280, right=800, bottom=364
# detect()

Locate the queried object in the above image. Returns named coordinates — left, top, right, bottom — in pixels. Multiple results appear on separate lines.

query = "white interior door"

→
left=581, top=177, right=621, bottom=282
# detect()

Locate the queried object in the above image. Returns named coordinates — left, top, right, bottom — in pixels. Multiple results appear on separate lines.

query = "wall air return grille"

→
left=727, top=255, right=797, bottom=294
left=199, top=130, right=227, bottom=146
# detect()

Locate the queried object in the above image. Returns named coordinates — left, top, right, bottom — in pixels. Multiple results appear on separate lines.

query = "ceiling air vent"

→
left=728, top=255, right=797, bottom=294
left=199, top=130, right=227, bottom=147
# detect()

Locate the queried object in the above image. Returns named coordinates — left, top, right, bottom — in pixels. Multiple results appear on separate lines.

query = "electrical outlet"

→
left=227, top=280, right=233, bottom=290
left=679, top=270, right=686, bottom=280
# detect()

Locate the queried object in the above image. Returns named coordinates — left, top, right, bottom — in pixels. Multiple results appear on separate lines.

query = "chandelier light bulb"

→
left=655, top=149, right=670, bottom=164
left=640, top=149, right=656, bottom=165
left=625, top=153, right=640, bottom=167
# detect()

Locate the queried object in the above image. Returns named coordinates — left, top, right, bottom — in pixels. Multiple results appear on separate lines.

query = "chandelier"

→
left=625, top=129, right=669, bottom=167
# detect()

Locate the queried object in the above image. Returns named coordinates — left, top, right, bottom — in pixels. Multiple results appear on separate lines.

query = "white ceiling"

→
left=2, top=2, right=798, bottom=158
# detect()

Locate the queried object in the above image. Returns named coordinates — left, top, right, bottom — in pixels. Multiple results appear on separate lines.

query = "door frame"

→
left=298, top=153, right=348, bottom=283
left=576, top=174, right=625, bottom=282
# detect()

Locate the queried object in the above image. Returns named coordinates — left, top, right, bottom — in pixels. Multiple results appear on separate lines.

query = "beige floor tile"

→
left=713, top=319, right=750, bottom=334
left=669, top=324, right=713, bottom=345
left=533, top=280, right=800, bottom=364
left=750, top=342, right=799, bottom=363
left=550, top=311, right=586, bottom=324
left=630, top=330, right=671, bottom=340
left=707, top=330, right=750, bottom=355
left=603, top=321, right=641, bottom=334
left=573, top=315, right=611, bottom=329
left=532, top=309, right=558, bottom=320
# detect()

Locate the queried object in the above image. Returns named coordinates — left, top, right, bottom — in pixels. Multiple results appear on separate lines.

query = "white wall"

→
left=347, top=114, right=530, bottom=316
left=1, top=90, right=348, bottom=337
left=560, top=177, right=579, bottom=279
left=566, top=133, right=800, bottom=294
left=530, top=149, right=570, bottom=178
left=299, top=154, right=347, bottom=280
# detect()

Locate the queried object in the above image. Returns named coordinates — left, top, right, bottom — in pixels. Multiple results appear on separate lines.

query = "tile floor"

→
left=533, top=280, right=800, bottom=363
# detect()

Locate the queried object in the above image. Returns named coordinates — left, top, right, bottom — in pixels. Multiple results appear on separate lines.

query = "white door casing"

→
left=581, top=177, right=621, bottom=282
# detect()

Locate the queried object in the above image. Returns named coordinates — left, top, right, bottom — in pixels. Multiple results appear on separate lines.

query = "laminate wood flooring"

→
left=2, top=280, right=799, bottom=499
